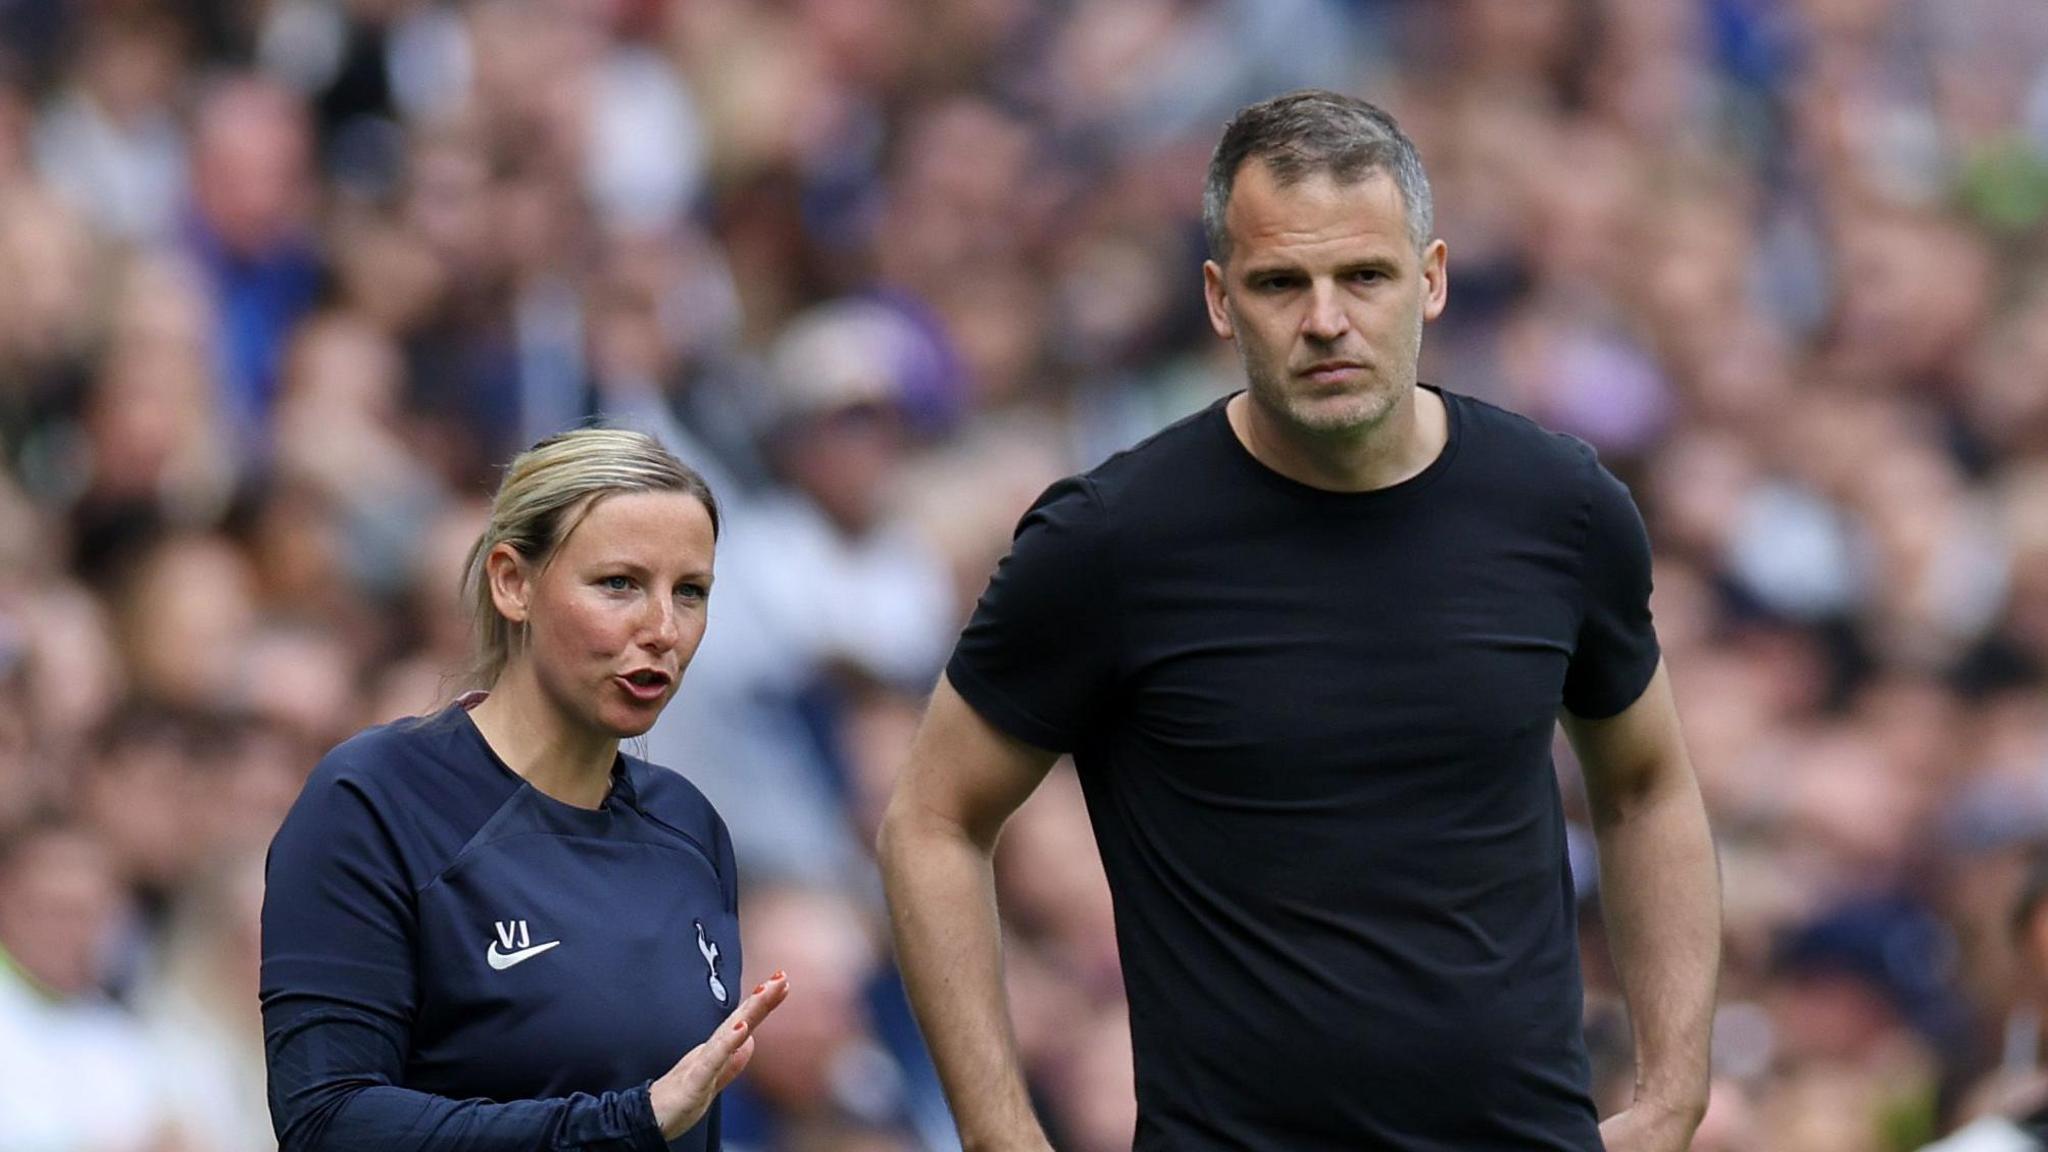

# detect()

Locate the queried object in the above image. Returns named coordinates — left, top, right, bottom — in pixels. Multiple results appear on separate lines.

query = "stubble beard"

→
left=1240, top=348, right=1406, bottom=442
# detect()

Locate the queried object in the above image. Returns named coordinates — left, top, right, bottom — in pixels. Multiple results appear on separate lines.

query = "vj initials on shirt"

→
left=487, top=919, right=561, bottom=970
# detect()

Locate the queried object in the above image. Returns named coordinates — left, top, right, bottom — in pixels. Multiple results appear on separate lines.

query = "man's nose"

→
left=1301, top=282, right=1350, bottom=341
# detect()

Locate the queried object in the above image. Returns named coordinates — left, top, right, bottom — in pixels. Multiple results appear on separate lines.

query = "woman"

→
left=262, top=428, right=787, bottom=1151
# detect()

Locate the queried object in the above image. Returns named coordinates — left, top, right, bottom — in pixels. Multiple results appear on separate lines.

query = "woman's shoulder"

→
left=277, top=706, right=516, bottom=883
left=618, top=756, right=731, bottom=851
left=305, top=706, right=483, bottom=805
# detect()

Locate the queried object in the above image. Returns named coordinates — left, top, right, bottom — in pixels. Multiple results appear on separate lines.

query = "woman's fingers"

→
left=730, top=971, right=790, bottom=1033
left=713, top=1035, right=756, bottom=1093
left=651, top=973, right=791, bottom=1138
left=678, top=972, right=790, bottom=1093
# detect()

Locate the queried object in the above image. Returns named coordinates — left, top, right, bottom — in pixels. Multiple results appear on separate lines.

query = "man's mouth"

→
left=1298, top=361, right=1365, bottom=383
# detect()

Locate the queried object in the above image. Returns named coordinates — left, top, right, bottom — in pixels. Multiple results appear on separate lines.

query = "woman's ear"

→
left=484, top=543, right=532, bottom=626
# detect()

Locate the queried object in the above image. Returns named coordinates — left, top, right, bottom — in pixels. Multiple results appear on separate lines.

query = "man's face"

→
left=1203, top=162, right=1446, bottom=438
left=0, top=831, right=125, bottom=998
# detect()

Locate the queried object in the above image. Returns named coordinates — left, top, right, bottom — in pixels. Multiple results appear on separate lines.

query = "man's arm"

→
left=877, top=674, right=1061, bottom=1152
left=1561, top=660, right=1719, bottom=1151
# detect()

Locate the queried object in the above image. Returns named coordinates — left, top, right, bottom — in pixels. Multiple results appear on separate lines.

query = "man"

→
left=877, top=89, right=1719, bottom=1151
left=185, top=75, right=321, bottom=451
left=0, top=820, right=168, bottom=1150
left=1918, top=855, right=2048, bottom=1151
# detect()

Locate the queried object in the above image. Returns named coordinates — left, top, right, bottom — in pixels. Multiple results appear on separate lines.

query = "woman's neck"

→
left=465, top=666, right=619, bottom=809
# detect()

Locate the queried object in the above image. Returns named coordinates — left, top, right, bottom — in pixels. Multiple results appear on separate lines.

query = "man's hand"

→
left=649, top=972, right=790, bottom=1139
left=1599, top=1099, right=1707, bottom=1152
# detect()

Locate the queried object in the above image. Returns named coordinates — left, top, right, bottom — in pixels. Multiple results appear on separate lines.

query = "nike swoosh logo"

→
left=486, top=939, right=561, bottom=970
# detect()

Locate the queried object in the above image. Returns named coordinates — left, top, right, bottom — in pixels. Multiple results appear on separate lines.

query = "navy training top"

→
left=948, top=387, right=1660, bottom=1150
left=261, top=702, right=742, bottom=1152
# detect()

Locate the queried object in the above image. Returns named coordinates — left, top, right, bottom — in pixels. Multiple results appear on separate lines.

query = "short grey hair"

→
left=1203, top=90, right=1434, bottom=263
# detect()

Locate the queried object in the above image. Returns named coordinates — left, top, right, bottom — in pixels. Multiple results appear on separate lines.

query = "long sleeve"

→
left=265, top=998, right=666, bottom=1151
left=261, top=755, right=672, bottom=1152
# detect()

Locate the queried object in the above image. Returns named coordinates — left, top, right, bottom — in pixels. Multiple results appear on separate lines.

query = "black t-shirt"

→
left=948, top=387, right=1659, bottom=1151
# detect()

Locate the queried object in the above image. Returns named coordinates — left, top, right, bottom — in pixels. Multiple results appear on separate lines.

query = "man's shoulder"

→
left=1072, top=395, right=1234, bottom=505
left=1441, top=387, right=1600, bottom=477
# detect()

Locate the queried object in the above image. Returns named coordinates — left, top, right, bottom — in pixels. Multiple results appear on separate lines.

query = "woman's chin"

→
left=603, top=712, right=661, bottom=741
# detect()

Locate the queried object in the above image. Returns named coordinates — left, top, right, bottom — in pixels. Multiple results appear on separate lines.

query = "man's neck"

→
left=1227, top=385, right=1446, bottom=493
left=0, top=941, right=63, bottom=1004
left=466, top=672, right=618, bottom=810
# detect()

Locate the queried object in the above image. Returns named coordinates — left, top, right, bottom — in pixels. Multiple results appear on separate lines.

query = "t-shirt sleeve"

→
left=1561, top=455, right=1661, bottom=719
left=261, top=753, right=669, bottom=1152
left=945, top=475, right=1119, bottom=752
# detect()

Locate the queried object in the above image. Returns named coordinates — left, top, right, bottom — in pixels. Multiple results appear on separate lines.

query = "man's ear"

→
left=1421, top=238, right=1448, bottom=323
left=1203, top=259, right=1235, bottom=341
left=484, top=543, right=532, bottom=626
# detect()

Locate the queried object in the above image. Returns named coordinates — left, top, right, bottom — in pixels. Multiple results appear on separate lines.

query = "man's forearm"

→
left=877, top=806, right=1052, bottom=1152
left=1593, top=770, right=1719, bottom=1122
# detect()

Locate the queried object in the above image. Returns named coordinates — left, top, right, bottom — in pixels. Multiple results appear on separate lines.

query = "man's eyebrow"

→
left=1338, top=256, right=1402, bottom=274
left=1238, top=262, right=1305, bottom=280
left=1239, top=255, right=1401, bottom=279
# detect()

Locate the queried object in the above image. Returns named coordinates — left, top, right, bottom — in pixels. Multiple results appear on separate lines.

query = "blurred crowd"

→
left=2, top=0, right=2048, bottom=1149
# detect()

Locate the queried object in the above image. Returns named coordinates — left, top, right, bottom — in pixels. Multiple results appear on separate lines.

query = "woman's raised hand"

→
left=648, top=971, right=790, bottom=1139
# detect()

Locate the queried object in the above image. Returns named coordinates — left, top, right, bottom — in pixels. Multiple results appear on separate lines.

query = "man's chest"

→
left=1112, top=518, right=1584, bottom=759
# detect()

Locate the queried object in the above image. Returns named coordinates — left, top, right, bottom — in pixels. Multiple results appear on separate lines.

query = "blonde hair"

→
left=461, top=428, right=720, bottom=689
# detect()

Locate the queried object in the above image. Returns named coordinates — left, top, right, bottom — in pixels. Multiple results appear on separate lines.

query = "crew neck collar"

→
left=447, top=698, right=635, bottom=827
left=1213, top=384, right=1462, bottom=511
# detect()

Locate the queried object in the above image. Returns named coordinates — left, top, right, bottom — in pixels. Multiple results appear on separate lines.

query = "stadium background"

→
left=4, top=0, right=2048, bottom=1148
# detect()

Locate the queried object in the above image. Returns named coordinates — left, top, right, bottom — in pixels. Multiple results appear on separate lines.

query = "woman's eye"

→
left=676, top=583, right=707, bottom=601
left=603, top=575, right=634, bottom=591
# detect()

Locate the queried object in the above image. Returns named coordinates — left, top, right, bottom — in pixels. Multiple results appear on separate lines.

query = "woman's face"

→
left=498, top=490, right=716, bottom=741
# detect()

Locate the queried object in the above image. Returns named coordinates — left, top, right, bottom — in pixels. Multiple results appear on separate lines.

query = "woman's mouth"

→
left=616, top=669, right=673, bottom=701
